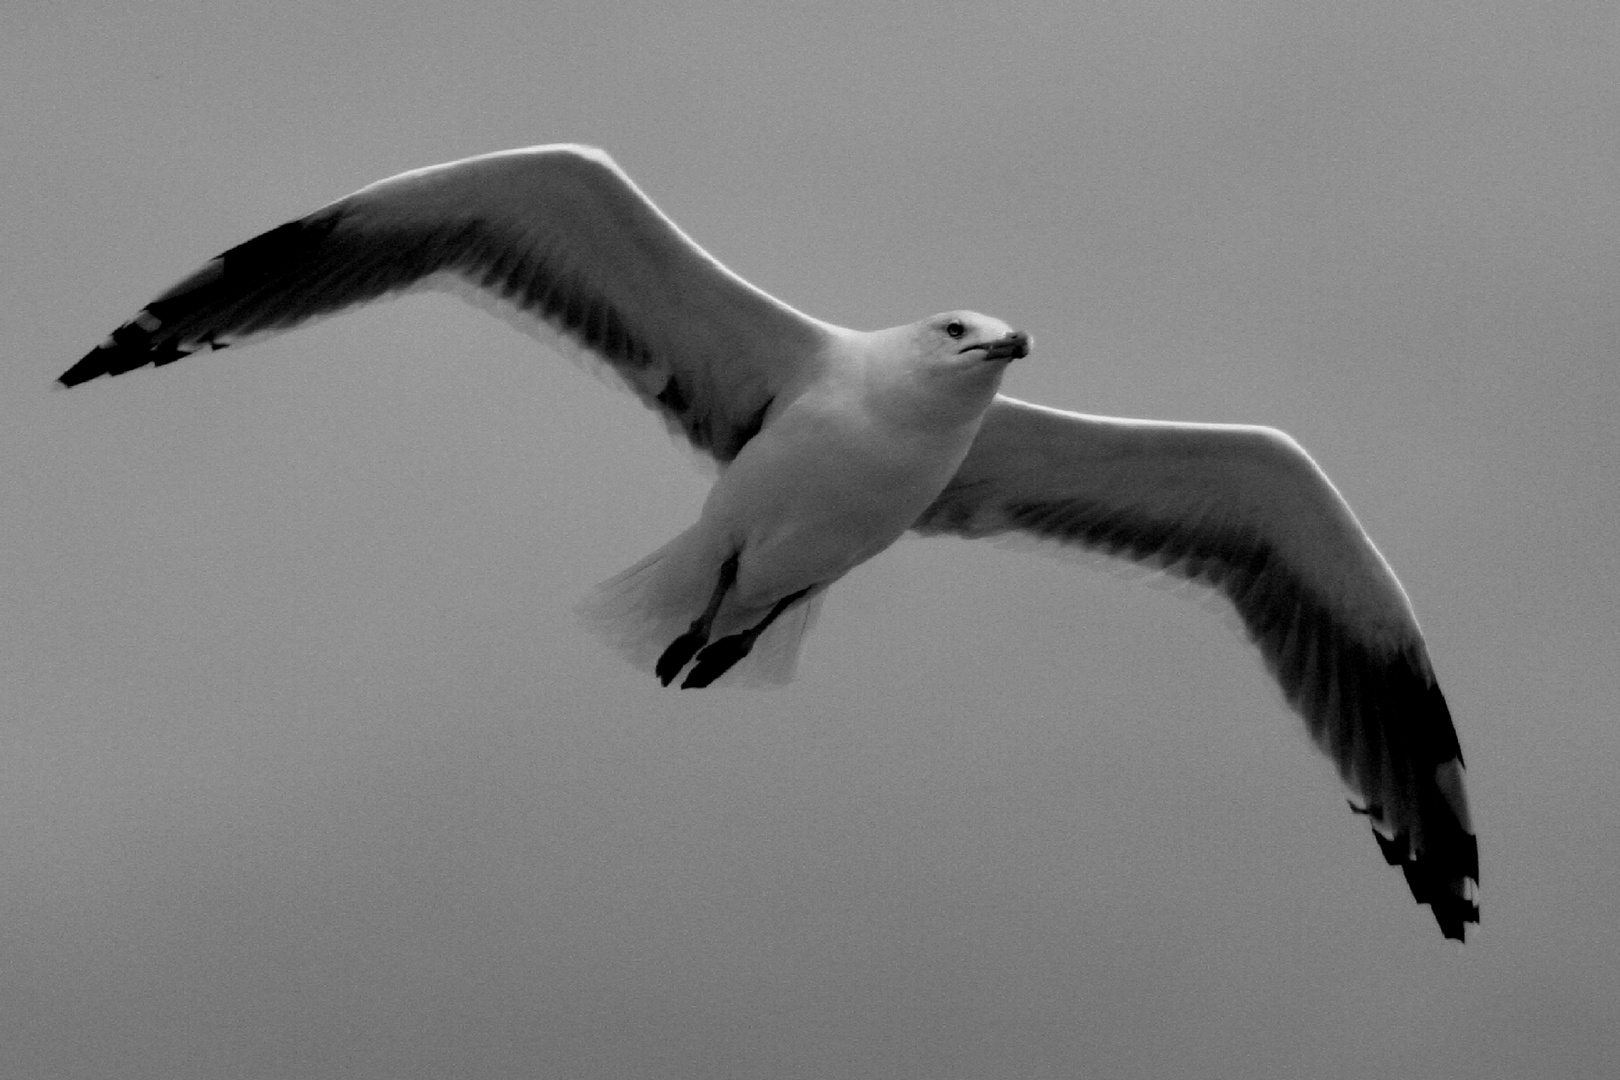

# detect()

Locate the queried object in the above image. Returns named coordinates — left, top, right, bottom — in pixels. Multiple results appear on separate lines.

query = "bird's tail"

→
left=575, top=529, right=823, bottom=687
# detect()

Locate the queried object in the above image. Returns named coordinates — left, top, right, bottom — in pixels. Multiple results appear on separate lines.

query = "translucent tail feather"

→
left=575, top=531, right=824, bottom=687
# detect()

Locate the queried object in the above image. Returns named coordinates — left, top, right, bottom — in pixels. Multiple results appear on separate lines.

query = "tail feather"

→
left=575, top=531, right=710, bottom=676
left=729, top=590, right=825, bottom=686
left=576, top=531, right=821, bottom=687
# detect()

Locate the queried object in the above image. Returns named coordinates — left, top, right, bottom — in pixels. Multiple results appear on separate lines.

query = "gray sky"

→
left=4, top=2, right=1618, bottom=1077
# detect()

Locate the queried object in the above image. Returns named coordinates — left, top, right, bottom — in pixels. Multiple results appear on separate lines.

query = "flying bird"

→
left=60, top=145, right=1478, bottom=939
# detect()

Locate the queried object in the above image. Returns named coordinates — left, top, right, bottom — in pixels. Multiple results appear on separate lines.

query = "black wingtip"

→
left=1356, top=799, right=1479, bottom=941
left=60, top=209, right=346, bottom=389
left=58, top=314, right=199, bottom=387
left=58, top=345, right=115, bottom=387
left=57, top=346, right=112, bottom=387
left=1404, top=827, right=1480, bottom=942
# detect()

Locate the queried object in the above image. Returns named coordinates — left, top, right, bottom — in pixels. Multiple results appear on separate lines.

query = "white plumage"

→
left=61, top=144, right=1478, bottom=939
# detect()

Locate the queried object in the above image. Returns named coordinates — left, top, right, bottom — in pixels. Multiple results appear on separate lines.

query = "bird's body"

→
left=61, top=144, right=1478, bottom=938
left=584, top=316, right=1021, bottom=685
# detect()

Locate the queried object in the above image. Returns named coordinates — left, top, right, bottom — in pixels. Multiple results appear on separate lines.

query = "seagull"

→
left=59, top=144, right=1478, bottom=940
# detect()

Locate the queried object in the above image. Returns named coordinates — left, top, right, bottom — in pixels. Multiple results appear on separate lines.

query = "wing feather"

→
left=61, top=145, right=835, bottom=462
left=915, top=395, right=1479, bottom=939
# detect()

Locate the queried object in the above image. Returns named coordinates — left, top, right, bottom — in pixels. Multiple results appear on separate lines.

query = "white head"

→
left=919, top=310, right=1031, bottom=367
left=862, top=310, right=1031, bottom=427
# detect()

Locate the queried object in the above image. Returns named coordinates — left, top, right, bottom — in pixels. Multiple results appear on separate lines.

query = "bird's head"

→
left=903, top=311, right=1031, bottom=380
left=914, top=310, right=1030, bottom=391
left=927, top=311, right=1032, bottom=366
left=860, top=311, right=1031, bottom=429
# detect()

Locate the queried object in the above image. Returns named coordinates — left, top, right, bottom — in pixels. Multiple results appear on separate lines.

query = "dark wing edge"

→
left=61, top=206, right=413, bottom=384
left=57, top=205, right=691, bottom=423
left=59, top=146, right=830, bottom=463
left=915, top=396, right=1479, bottom=939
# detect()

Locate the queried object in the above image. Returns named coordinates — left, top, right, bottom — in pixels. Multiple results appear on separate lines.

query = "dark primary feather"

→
left=61, top=208, right=406, bottom=385
left=60, top=146, right=827, bottom=463
left=917, top=396, right=1478, bottom=939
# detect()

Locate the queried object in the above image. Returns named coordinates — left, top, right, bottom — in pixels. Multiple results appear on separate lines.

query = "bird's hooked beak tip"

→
left=963, top=329, right=1031, bottom=362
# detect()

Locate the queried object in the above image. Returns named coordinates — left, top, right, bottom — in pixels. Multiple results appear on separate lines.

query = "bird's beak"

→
left=962, top=329, right=1031, bottom=362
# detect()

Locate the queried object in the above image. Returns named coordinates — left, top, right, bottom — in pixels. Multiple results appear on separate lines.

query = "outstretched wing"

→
left=915, top=395, right=1479, bottom=940
left=61, top=145, right=836, bottom=462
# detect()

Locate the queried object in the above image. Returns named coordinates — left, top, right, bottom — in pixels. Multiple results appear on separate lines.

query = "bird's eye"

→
left=945, top=320, right=966, bottom=339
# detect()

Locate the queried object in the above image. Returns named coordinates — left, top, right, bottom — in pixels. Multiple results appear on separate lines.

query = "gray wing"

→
left=915, top=395, right=1479, bottom=940
left=60, top=145, right=836, bottom=462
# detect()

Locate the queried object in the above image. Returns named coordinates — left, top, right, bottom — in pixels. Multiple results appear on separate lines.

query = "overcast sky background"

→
left=4, top=2, right=1618, bottom=1077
